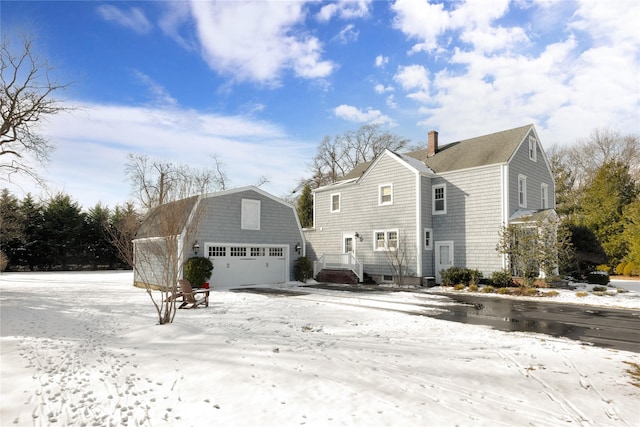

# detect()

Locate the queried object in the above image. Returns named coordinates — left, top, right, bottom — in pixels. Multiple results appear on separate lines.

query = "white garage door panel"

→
left=206, top=244, right=287, bottom=289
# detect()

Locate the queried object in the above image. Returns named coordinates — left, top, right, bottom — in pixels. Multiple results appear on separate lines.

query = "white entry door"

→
left=435, top=241, right=454, bottom=284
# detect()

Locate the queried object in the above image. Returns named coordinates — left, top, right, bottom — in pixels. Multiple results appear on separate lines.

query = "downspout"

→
left=501, top=164, right=510, bottom=270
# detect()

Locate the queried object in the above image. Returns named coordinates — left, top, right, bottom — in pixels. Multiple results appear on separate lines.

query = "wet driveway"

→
left=428, top=293, right=640, bottom=353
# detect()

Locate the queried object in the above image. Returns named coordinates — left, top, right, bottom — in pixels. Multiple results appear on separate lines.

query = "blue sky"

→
left=2, top=0, right=639, bottom=209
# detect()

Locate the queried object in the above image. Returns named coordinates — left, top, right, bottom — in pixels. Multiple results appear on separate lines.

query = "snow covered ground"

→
left=1, top=271, right=639, bottom=426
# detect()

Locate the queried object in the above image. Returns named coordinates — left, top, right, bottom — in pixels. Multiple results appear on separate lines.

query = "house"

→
left=133, top=186, right=305, bottom=290
left=304, top=124, right=556, bottom=284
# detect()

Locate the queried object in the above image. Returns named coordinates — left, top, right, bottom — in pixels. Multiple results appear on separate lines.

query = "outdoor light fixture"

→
left=192, top=242, right=200, bottom=255
left=354, top=232, right=360, bottom=238
left=295, top=243, right=302, bottom=254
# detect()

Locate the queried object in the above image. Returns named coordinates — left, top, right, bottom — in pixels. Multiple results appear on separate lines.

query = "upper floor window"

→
left=379, top=184, right=393, bottom=206
left=241, top=199, right=261, bottom=230
left=433, top=184, right=446, bottom=214
left=541, top=183, right=549, bottom=209
left=330, top=193, right=340, bottom=213
left=518, top=175, right=527, bottom=208
left=528, top=135, right=537, bottom=162
left=424, top=228, right=433, bottom=250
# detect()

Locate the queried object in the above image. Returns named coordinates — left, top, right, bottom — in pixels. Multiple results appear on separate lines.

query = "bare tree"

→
left=384, top=231, right=410, bottom=286
left=1, top=33, right=72, bottom=184
left=306, top=124, right=409, bottom=188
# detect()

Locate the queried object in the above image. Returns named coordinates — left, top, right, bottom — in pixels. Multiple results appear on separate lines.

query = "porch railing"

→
left=314, top=253, right=363, bottom=282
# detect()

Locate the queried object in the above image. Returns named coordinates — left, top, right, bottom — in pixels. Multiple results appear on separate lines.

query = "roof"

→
left=135, top=186, right=296, bottom=239
left=510, top=208, right=558, bottom=224
left=341, top=124, right=534, bottom=180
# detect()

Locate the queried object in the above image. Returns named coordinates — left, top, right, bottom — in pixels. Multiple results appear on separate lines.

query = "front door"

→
left=435, top=241, right=454, bottom=284
left=343, top=234, right=355, bottom=255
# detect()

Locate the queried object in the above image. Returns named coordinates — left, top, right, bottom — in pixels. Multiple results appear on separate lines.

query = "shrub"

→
left=596, top=264, right=612, bottom=274
left=482, top=286, right=495, bottom=293
left=293, top=256, right=313, bottom=282
left=623, top=261, right=640, bottom=277
left=615, top=262, right=627, bottom=275
left=592, top=286, right=607, bottom=292
left=586, top=271, right=610, bottom=285
left=496, top=287, right=511, bottom=295
left=542, top=290, right=559, bottom=297
left=490, top=270, right=513, bottom=288
left=453, top=284, right=466, bottom=291
left=468, top=284, right=478, bottom=292
left=441, top=267, right=483, bottom=286
left=184, top=257, right=213, bottom=288
left=575, top=291, right=588, bottom=297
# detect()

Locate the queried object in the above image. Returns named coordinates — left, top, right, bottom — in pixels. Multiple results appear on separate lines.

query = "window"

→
left=269, top=247, right=284, bottom=257
left=424, top=228, right=433, bottom=250
left=250, top=247, right=265, bottom=257
left=374, top=230, right=399, bottom=251
left=541, top=183, right=549, bottom=209
left=528, top=135, right=537, bottom=162
left=230, top=247, right=247, bottom=257
left=433, top=184, right=446, bottom=214
left=379, top=184, right=393, bottom=205
left=518, top=175, right=527, bottom=208
left=241, top=199, right=261, bottom=230
left=331, top=193, right=340, bottom=213
left=208, top=246, right=226, bottom=257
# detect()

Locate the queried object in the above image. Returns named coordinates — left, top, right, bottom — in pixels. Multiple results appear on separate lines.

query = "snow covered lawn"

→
left=1, top=271, right=639, bottom=426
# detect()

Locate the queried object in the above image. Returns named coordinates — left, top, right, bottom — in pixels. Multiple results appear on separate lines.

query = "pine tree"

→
left=296, top=183, right=313, bottom=228
left=578, top=161, right=638, bottom=265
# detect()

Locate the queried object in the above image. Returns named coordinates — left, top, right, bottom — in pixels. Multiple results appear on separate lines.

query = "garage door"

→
left=205, top=244, right=287, bottom=289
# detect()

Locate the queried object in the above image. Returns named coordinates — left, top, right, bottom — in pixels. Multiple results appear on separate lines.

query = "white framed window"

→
left=208, top=246, right=226, bottom=257
left=528, top=135, right=537, bottom=162
left=433, top=184, right=446, bottom=214
left=518, top=175, right=527, bottom=208
left=424, top=228, right=433, bottom=250
left=379, top=184, right=393, bottom=206
left=241, top=199, right=261, bottom=230
left=269, top=247, right=284, bottom=257
left=373, top=229, right=399, bottom=251
left=230, top=247, right=247, bottom=257
left=330, top=193, right=340, bottom=213
left=250, top=247, right=265, bottom=257
left=541, top=183, right=549, bottom=209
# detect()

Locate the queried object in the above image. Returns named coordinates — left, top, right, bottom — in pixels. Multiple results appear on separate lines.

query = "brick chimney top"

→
left=428, top=130, right=439, bottom=156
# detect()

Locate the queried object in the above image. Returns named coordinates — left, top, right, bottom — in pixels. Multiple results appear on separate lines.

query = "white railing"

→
left=314, top=253, right=363, bottom=282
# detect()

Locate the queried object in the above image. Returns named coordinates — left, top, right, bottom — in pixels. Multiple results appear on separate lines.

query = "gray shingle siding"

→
left=431, top=165, right=505, bottom=277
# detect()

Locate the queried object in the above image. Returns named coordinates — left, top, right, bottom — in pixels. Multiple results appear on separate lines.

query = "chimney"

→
left=428, top=130, right=439, bottom=156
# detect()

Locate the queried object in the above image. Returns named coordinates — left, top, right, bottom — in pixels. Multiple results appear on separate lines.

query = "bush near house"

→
left=184, top=257, right=213, bottom=288
left=616, top=261, right=640, bottom=277
left=440, top=267, right=482, bottom=287
left=489, top=270, right=514, bottom=288
left=293, top=256, right=313, bottom=282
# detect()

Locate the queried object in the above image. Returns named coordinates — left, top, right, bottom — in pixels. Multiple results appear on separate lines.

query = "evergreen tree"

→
left=41, top=193, right=85, bottom=269
left=0, top=189, right=24, bottom=268
left=84, top=203, right=114, bottom=268
left=296, top=183, right=313, bottom=228
left=623, top=199, right=640, bottom=265
left=577, top=161, right=638, bottom=265
left=19, top=194, right=44, bottom=270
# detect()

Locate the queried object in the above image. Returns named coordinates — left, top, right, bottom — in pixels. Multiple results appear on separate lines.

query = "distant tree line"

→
left=0, top=189, right=139, bottom=271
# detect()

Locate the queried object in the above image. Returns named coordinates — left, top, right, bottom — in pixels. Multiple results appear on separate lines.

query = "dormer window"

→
left=528, top=135, right=537, bottom=162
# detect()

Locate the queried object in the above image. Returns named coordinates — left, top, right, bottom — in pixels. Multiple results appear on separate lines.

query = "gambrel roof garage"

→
left=134, top=186, right=305, bottom=290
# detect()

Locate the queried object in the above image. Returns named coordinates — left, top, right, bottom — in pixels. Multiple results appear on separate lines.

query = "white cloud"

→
left=334, top=24, right=359, bottom=44
left=375, top=55, right=389, bottom=68
left=394, top=65, right=430, bottom=102
left=391, top=0, right=450, bottom=53
left=316, top=0, right=372, bottom=22
left=188, top=1, right=334, bottom=84
left=132, top=71, right=178, bottom=107
left=4, top=102, right=314, bottom=208
left=333, top=104, right=395, bottom=126
left=374, top=84, right=394, bottom=94
left=97, top=5, right=152, bottom=34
